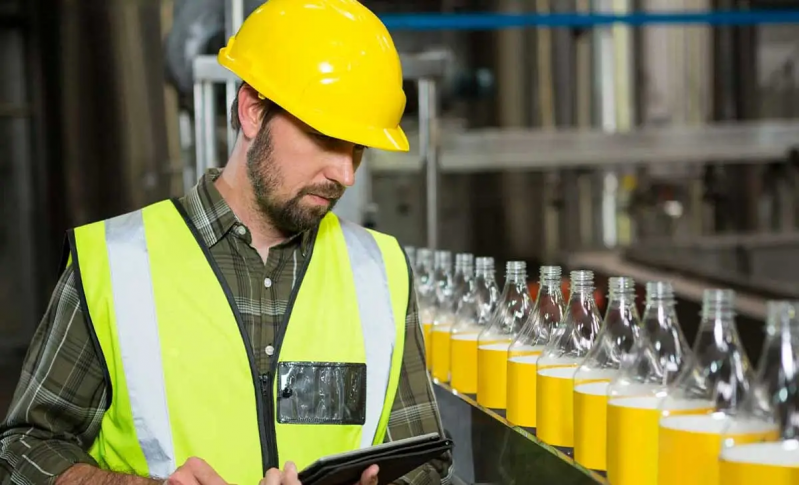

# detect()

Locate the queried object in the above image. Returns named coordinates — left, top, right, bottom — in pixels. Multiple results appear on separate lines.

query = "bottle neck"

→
left=461, top=264, right=475, bottom=281
left=537, top=279, right=563, bottom=303
left=506, top=272, right=527, bottom=286
left=476, top=266, right=495, bottom=279
left=607, top=294, right=636, bottom=313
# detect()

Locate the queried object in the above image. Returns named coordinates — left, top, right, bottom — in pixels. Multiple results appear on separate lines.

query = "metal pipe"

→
left=192, top=81, right=205, bottom=190
left=203, top=81, right=217, bottom=171
left=593, top=0, right=619, bottom=248
left=225, top=0, right=244, bottom=154
left=419, top=78, right=439, bottom=250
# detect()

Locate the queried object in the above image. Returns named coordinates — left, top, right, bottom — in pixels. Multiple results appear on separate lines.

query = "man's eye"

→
left=312, top=132, right=333, bottom=143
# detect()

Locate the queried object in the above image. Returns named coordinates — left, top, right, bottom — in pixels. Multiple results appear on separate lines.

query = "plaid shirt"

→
left=0, top=170, right=452, bottom=485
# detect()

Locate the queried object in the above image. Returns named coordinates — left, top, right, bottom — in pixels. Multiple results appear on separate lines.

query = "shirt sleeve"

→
left=385, top=274, right=454, bottom=485
left=0, top=266, right=108, bottom=485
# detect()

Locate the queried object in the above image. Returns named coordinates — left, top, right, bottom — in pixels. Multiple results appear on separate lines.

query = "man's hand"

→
left=355, top=464, right=379, bottom=485
left=56, top=457, right=228, bottom=485
left=260, top=461, right=302, bottom=485
left=258, top=461, right=378, bottom=485
left=165, top=457, right=229, bottom=485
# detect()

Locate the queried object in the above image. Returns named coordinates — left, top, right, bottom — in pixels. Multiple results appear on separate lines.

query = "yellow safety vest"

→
left=67, top=199, right=410, bottom=485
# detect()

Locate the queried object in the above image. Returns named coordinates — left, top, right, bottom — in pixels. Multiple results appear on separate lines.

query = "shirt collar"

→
left=180, top=168, right=315, bottom=255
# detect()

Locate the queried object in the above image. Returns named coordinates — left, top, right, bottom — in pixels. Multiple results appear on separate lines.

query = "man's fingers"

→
left=283, top=461, right=301, bottom=485
left=359, top=464, right=379, bottom=485
left=259, top=468, right=282, bottom=485
left=165, top=472, right=201, bottom=485
left=184, top=457, right=228, bottom=485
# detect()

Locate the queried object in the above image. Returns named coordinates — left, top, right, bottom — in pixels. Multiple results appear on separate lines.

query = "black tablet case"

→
left=298, top=433, right=453, bottom=485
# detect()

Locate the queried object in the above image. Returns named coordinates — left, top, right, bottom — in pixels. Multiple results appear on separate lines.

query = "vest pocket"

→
left=276, top=362, right=366, bottom=425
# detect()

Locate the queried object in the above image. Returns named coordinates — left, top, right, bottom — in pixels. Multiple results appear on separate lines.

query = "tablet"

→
left=298, top=433, right=453, bottom=485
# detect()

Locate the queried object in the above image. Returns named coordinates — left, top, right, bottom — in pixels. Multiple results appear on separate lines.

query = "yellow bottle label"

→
left=606, top=396, right=714, bottom=485
left=431, top=326, right=452, bottom=382
left=422, top=322, right=432, bottom=370
left=477, top=342, right=511, bottom=409
left=720, top=442, right=799, bottom=485
left=536, top=365, right=578, bottom=447
left=574, top=381, right=610, bottom=471
left=659, top=415, right=780, bottom=485
left=506, top=354, right=540, bottom=427
left=450, top=334, right=479, bottom=394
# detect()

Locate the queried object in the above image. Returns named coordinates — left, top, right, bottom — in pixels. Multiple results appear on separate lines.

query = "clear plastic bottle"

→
left=506, top=266, right=565, bottom=428
left=450, top=257, right=500, bottom=394
left=573, top=276, right=640, bottom=471
left=404, top=245, right=416, bottom=270
left=718, top=301, right=799, bottom=485
left=415, top=248, right=436, bottom=335
left=424, top=250, right=453, bottom=370
left=605, top=281, right=691, bottom=485
left=536, top=270, right=602, bottom=448
left=431, top=253, right=474, bottom=383
left=476, top=261, right=532, bottom=409
left=451, top=253, right=475, bottom=313
left=657, top=289, right=761, bottom=485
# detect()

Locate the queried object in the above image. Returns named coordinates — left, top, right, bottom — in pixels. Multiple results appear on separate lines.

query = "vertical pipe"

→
left=593, top=0, right=619, bottom=248
left=575, top=0, right=593, bottom=129
left=192, top=80, right=205, bottom=191
left=536, top=0, right=555, bottom=128
left=203, top=82, right=217, bottom=171
left=180, top=111, right=195, bottom=194
left=225, top=0, right=244, bottom=154
left=419, top=78, right=439, bottom=250
left=496, top=0, right=526, bottom=126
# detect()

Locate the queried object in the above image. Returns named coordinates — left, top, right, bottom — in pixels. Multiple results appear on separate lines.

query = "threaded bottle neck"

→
left=609, top=276, right=636, bottom=299
left=455, top=253, right=475, bottom=278
left=570, top=270, right=594, bottom=293
left=539, top=265, right=562, bottom=287
left=434, top=250, right=452, bottom=272
left=416, top=248, right=432, bottom=270
left=506, top=261, right=527, bottom=283
left=475, top=256, right=494, bottom=276
left=646, top=281, right=675, bottom=305
left=766, top=300, right=799, bottom=333
left=701, top=289, right=735, bottom=320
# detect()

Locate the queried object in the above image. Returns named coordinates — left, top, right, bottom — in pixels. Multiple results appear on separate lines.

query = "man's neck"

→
left=214, top=162, right=288, bottom=260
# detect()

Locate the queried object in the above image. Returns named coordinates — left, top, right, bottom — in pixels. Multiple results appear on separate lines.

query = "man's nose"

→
left=325, top=152, right=356, bottom=187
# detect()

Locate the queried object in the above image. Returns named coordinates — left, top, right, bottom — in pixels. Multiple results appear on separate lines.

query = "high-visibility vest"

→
left=67, top=199, right=410, bottom=485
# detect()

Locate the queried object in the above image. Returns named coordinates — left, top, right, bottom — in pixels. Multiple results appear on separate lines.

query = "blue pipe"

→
left=379, top=10, right=799, bottom=30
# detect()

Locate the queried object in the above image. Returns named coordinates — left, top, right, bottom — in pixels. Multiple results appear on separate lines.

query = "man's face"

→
left=246, top=110, right=364, bottom=234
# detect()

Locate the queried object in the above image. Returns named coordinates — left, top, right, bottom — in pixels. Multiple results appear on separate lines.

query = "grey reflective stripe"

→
left=105, top=210, right=176, bottom=478
left=339, top=218, right=397, bottom=448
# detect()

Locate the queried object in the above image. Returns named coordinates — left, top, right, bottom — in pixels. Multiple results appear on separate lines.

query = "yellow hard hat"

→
left=218, top=0, right=409, bottom=152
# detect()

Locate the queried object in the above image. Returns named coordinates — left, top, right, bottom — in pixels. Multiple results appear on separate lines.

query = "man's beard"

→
left=246, top=122, right=345, bottom=235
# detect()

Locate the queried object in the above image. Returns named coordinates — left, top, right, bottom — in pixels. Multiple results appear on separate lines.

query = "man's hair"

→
left=229, top=82, right=282, bottom=132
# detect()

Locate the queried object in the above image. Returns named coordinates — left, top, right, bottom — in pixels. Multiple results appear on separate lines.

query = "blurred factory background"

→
left=3, top=0, right=799, bottom=411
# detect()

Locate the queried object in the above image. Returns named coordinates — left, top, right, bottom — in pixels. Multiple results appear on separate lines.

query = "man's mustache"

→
left=299, top=183, right=345, bottom=200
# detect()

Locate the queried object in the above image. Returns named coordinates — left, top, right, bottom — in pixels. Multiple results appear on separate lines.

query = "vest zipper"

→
left=260, top=373, right=277, bottom=470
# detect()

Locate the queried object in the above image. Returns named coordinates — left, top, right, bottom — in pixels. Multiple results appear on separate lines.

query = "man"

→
left=0, top=1, right=453, bottom=484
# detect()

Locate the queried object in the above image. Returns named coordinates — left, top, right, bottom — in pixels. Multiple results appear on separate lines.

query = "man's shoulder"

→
left=71, top=199, right=177, bottom=232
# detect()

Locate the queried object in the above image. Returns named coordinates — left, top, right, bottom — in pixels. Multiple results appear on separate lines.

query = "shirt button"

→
left=264, top=277, right=272, bottom=288
left=265, top=345, right=275, bottom=356
left=235, top=225, right=246, bottom=236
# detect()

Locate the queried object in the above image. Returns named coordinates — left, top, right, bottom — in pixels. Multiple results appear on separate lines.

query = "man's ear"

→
left=237, top=84, right=266, bottom=140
